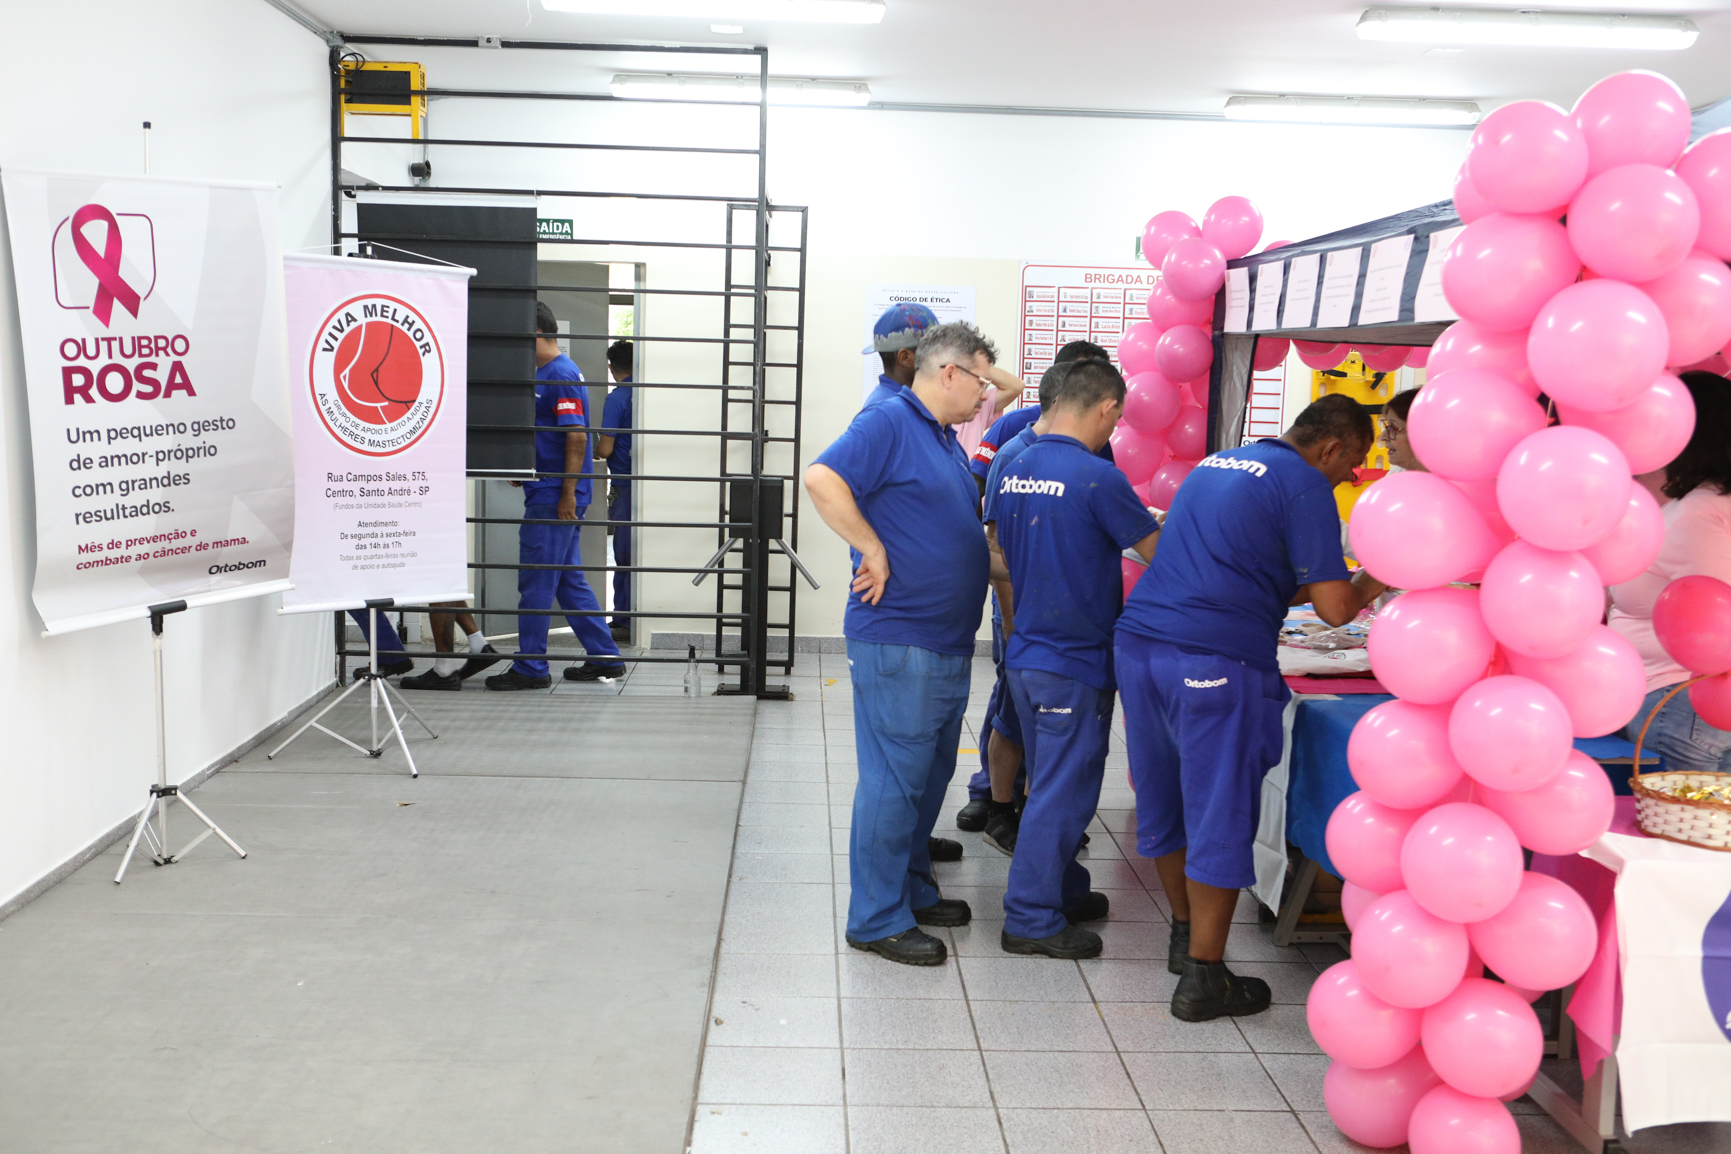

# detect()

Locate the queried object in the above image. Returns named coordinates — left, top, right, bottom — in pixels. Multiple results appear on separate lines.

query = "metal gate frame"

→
left=322, top=32, right=808, bottom=699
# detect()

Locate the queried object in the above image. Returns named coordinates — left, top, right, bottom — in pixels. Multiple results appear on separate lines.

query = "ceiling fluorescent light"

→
left=1357, top=7, right=1698, bottom=50
left=611, top=73, right=872, bottom=106
left=543, top=0, right=885, bottom=22
left=1224, top=94, right=1482, bottom=126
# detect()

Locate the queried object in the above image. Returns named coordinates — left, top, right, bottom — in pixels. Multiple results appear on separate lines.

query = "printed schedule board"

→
left=1018, top=264, right=1155, bottom=404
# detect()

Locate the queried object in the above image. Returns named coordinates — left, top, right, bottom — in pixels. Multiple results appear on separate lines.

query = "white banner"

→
left=1, top=169, right=295, bottom=634
left=281, top=254, right=471, bottom=613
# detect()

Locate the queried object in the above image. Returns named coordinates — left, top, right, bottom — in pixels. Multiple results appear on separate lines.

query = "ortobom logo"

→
left=308, top=294, right=445, bottom=457
left=52, top=203, right=156, bottom=326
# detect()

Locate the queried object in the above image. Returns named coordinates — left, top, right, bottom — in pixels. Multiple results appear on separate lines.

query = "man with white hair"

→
left=805, top=322, right=997, bottom=966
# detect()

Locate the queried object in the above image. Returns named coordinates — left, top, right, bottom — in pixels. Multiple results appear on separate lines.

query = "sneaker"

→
left=1000, top=923, right=1103, bottom=959
left=846, top=928, right=947, bottom=966
left=955, top=798, right=992, bottom=832
left=1170, top=957, right=1273, bottom=1022
left=456, top=643, right=503, bottom=680
left=485, top=669, right=552, bottom=691
left=1063, top=892, right=1111, bottom=924
left=399, top=669, right=462, bottom=691
left=1168, top=920, right=1192, bottom=976
left=927, top=836, right=963, bottom=863
left=982, top=804, right=1020, bottom=857
left=564, top=662, right=627, bottom=682
left=360, top=657, right=414, bottom=678
left=912, top=898, right=972, bottom=927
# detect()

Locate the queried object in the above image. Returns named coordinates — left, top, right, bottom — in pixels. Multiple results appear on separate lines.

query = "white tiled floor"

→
left=690, top=654, right=1725, bottom=1154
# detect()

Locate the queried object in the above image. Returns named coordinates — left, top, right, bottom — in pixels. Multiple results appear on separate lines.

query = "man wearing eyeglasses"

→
left=805, top=322, right=998, bottom=967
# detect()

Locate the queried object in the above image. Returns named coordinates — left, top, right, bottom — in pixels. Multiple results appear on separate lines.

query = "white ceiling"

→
left=283, top=0, right=1731, bottom=117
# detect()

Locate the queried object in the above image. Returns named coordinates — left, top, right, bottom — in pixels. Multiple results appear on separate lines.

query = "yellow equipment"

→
left=1310, top=351, right=1399, bottom=519
left=340, top=61, right=426, bottom=140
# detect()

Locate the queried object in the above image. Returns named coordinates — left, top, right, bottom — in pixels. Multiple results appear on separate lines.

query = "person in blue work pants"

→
left=988, top=359, right=1160, bottom=958
left=806, top=321, right=999, bottom=966
left=487, top=302, right=624, bottom=690
left=348, top=609, right=412, bottom=677
left=1116, top=394, right=1386, bottom=1021
left=597, top=339, right=634, bottom=643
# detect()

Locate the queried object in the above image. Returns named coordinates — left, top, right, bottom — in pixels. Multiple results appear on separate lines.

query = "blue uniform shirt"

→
left=1117, top=438, right=1349, bottom=671
left=971, top=406, right=1040, bottom=478
left=814, top=389, right=989, bottom=656
left=602, top=381, right=632, bottom=492
left=527, top=354, right=592, bottom=506
left=982, top=422, right=1117, bottom=523
left=864, top=373, right=903, bottom=409
left=992, top=435, right=1159, bottom=691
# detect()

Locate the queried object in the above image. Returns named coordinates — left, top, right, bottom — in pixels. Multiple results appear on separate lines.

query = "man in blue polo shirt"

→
left=597, top=340, right=634, bottom=643
left=806, top=322, right=997, bottom=966
left=1116, top=394, right=1386, bottom=1020
left=989, top=360, right=1160, bottom=958
left=862, top=302, right=938, bottom=409
left=487, top=303, right=625, bottom=690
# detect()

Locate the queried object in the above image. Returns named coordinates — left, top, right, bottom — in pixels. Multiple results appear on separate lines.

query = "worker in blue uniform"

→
left=1116, top=394, right=1386, bottom=1020
left=862, top=302, right=939, bottom=408
left=805, top=322, right=997, bottom=966
left=487, top=303, right=626, bottom=690
left=597, top=339, right=634, bottom=644
left=988, top=359, right=1160, bottom=958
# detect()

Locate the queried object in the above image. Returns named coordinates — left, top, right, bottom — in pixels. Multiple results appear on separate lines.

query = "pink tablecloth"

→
left=1533, top=796, right=1639, bottom=1079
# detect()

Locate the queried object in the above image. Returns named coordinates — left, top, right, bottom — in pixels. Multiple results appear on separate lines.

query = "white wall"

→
left=0, top=0, right=334, bottom=909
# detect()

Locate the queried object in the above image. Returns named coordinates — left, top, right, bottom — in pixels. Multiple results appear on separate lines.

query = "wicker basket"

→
left=1630, top=678, right=1731, bottom=852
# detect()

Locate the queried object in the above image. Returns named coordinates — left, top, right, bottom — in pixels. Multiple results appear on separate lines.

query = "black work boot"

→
left=982, top=802, right=1020, bottom=856
left=1171, top=957, right=1273, bottom=1022
left=1001, top=923, right=1103, bottom=959
left=1168, top=920, right=1192, bottom=976
left=955, top=798, right=992, bottom=832
left=1064, top=892, right=1111, bottom=924
left=912, top=898, right=972, bottom=927
left=847, top=928, right=947, bottom=966
left=927, top=836, right=964, bottom=863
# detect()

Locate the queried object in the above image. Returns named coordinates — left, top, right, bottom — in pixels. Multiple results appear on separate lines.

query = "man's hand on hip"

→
left=852, top=547, right=890, bottom=605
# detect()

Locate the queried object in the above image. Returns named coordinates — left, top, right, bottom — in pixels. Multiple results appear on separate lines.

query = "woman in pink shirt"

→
left=1610, top=372, right=1731, bottom=773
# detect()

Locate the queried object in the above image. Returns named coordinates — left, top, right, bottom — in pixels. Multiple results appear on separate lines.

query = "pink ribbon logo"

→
left=70, top=203, right=142, bottom=327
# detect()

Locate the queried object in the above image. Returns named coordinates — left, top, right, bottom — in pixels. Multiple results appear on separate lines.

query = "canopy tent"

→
left=1206, top=199, right=1465, bottom=452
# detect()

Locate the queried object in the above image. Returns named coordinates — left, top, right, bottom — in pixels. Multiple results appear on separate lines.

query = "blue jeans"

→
left=1622, top=683, right=1731, bottom=777
left=608, top=488, right=631, bottom=625
left=846, top=638, right=972, bottom=942
left=966, top=613, right=1027, bottom=801
left=1004, top=668, right=1113, bottom=938
left=512, top=503, right=622, bottom=678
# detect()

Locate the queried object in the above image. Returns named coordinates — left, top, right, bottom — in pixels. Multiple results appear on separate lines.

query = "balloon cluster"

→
left=1117, top=196, right=1268, bottom=507
left=1311, top=71, right=1717, bottom=1154
left=1296, top=342, right=1429, bottom=373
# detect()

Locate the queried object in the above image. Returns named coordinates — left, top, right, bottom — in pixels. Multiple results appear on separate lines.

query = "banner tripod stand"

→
left=115, top=601, right=249, bottom=884
left=267, top=598, right=435, bottom=777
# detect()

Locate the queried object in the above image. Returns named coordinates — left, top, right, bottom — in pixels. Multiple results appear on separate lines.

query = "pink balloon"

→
left=1449, top=675, right=1574, bottom=792
left=1408, top=346, right=1431, bottom=368
left=1367, top=587, right=1496, bottom=706
left=1443, top=213, right=1581, bottom=333
left=1427, top=321, right=1537, bottom=396
left=1201, top=195, right=1263, bottom=260
left=1109, top=425, right=1165, bottom=487
left=1116, top=320, right=1163, bottom=377
left=1496, top=426, right=1632, bottom=552
left=1349, top=700, right=1468, bottom=810
left=1155, top=325, right=1214, bottom=383
left=1252, top=336, right=1290, bottom=372
left=1406, top=368, right=1547, bottom=482
left=1689, top=671, right=1731, bottom=730
left=1166, top=404, right=1207, bottom=460
left=1263, top=239, right=1292, bottom=251
left=1182, top=376, right=1210, bottom=409
left=1568, top=164, right=1700, bottom=283
left=1400, top=802, right=1524, bottom=924
left=1641, top=257, right=1731, bottom=367
left=1579, top=481, right=1665, bottom=586
left=1145, top=277, right=1213, bottom=329
left=1326, top=792, right=1422, bottom=894
left=1146, top=459, right=1194, bottom=510
left=1407, top=1084, right=1521, bottom=1154
left=1676, top=130, right=1731, bottom=261
left=1161, top=237, right=1227, bottom=302
left=1353, top=891, right=1471, bottom=1009
left=1324, top=1046, right=1442, bottom=1149
left=1574, top=70, right=1692, bottom=176
left=1653, top=574, right=1731, bottom=676
left=1454, top=167, right=1492, bottom=224
left=1348, top=471, right=1501, bottom=591
left=1295, top=340, right=1348, bottom=369
left=1142, top=210, right=1200, bottom=269
left=1358, top=345, right=1412, bottom=373
left=1479, top=542, right=1604, bottom=659
left=1448, top=479, right=1517, bottom=553
left=1466, top=101, right=1590, bottom=215
left=1309, top=960, right=1424, bottom=1071
left=1479, top=749, right=1616, bottom=855
left=1342, top=881, right=1383, bottom=932
left=1528, top=280, right=1670, bottom=412
left=1121, top=555, right=1145, bottom=602
left=1123, top=371, right=1183, bottom=434
left=1506, top=626, right=1648, bottom=739
left=1420, top=978, right=1544, bottom=1098
left=1469, top=872, right=1599, bottom=992
left=1559, top=374, right=1696, bottom=476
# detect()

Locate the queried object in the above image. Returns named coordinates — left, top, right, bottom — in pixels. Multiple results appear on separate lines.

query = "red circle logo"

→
left=307, top=294, right=444, bottom=457
left=332, top=319, right=425, bottom=425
